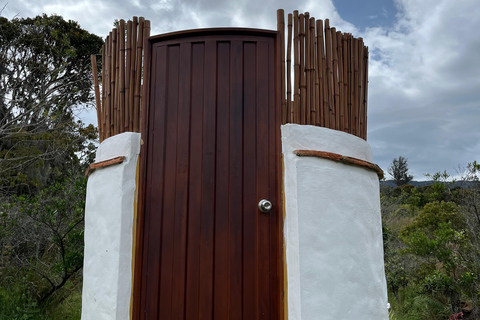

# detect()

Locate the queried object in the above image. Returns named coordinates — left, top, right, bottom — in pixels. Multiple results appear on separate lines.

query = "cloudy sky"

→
left=3, top=0, right=480, bottom=180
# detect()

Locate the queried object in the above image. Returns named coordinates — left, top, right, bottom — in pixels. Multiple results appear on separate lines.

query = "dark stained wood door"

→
left=135, top=29, right=281, bottom=320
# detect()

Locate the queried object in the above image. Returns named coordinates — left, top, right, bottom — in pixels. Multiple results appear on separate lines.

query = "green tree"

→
left=0, top=174, right=86, bottom=304
left=0, top=14, right=102, bottom=317
left=388, top=156, right=413, bottom=186
left=0, top=14, right=103, bottom=195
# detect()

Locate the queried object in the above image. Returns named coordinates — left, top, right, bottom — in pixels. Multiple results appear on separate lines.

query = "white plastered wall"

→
left=282, top=124, right=388, bottom=320
left=81, top=132, right=141, bottom=320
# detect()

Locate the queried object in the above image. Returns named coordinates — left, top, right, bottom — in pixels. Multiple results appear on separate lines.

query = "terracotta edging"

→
left=293, top=150, right=384, bottom=179
left=85, top=156, right=126, bottom=177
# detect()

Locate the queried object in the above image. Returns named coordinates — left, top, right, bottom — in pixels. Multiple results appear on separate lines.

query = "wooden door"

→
left=134, top=29, right=282, bottom=320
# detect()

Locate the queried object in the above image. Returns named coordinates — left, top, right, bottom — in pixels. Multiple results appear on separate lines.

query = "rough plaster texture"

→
left=282, top=124, right=388, bottom=320
left=81, top=132, right=141, bottom=320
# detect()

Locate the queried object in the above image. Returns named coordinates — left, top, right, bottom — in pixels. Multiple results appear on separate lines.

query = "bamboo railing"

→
left=91, top=17, right=151, bottom=142
left=277, top=9, right=369, bottom=140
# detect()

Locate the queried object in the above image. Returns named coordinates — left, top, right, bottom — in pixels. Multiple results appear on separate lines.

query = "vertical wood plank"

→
left=183, top=42, right=204, bottom=320
left=197, top=40, right=216, bottom=320
left=242, top=41, right=258, bottom=320
left=140, top=45, right=165, bottom=320
left=170, top=42, right=192, bottom=319
left=228, top=40, right=244, bottom=320
left=257, top=39, right=272, bottom=320
left=213, top=41, right=231, bottom=320
left=158, top=44, right=180, bottom=320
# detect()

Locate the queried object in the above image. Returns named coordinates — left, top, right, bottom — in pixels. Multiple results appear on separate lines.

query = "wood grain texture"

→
left=134, top=30, right=282, bottom=320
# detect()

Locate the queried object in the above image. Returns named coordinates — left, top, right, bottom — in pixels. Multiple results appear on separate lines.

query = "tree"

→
left=0, top=14, right=102, bottom=315
left=0, top=173, right=87, bottom=303
left=388, top=156, right=413, bottom=186
left=0, top=14, right=103, bottom=195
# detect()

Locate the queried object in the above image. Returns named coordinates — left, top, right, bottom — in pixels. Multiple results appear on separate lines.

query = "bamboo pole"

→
left=357, top=39, right=364, bottom=139
left=107, top=32, right=113, bottom=139
left=277, top=9, right=286, bottom=124
left=115, top=28, right=119, bottom=136
left=101, top=44, right=106, bottom=141
left=331, top=27, right=339, bottom=130
left=342, top=34, right=349, bottom=133
left=336, top=31, right=344, bottom=132
left=91, top=54, right=102, bottom=140
left=125, top=20, right=132, bottom=131
left=112, top=29, right=118, bottom=136
left=305, top=12, right=311, bottom=125
left=299, top=13, right=306, bottom=125
left=353, top=38, right=359, bottom=136
left=349, top=35, right=355, bottom=135
left=287, top=13, right=293, bottom=123
left=317, top=20, right=327, bottom=128
left=119, top=20, right=126, bottom=134
left=134, top=18, right=145, bottom=132
left=310, top=17, right=316, bottom=125
left=140, top=20, right=151, bottom=134
left=293, top=11, right=300, bottom=124
left=363, top=47, right=369, bottom=140
left=315, top=20, right=322, bottom=126
left=129, top=17, right=138, bottom=131
left=324, top=19, right=335, bottom=129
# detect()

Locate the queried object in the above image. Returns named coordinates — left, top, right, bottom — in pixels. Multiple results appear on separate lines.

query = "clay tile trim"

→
left=293, top=150, right=384, bottom=180
left=85, top=156, right=126, bottom=177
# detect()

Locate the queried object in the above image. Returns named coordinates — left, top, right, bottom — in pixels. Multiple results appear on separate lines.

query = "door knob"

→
left=258, top=199, right=272, bottom=213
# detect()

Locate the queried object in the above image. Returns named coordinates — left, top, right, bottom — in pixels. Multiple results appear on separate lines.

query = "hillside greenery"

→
left=383, top=162, right=480, bottom=320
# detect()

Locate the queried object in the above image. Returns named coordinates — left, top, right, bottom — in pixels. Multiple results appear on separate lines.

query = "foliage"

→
left=383, top=163, right=480, bottom=319
left=0, top=14, right=102, bottom=195
left=0, top=13, right=102, bottom=318
left=0, top=174, right=86, bottom=304
left=388, top=156, right=414, bottom=186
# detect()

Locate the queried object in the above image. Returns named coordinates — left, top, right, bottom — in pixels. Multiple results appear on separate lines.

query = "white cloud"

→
left=2, top=0, right=478, bottom=178
left=362, top=0, right=480, bottom=177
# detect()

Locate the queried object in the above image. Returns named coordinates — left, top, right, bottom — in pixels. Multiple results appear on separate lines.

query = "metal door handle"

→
left=258, top=199, right=272, bottom=213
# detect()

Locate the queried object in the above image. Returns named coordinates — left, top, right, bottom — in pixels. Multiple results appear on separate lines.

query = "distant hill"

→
left=380, top=180, right=479, bottom=189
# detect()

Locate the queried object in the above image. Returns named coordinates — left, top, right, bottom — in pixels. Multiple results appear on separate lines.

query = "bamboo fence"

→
left=92, top=12, right=368, bottom=141
left=91, top=17, right=151, bottom=142
left=277, top=9, right=369, bottom=140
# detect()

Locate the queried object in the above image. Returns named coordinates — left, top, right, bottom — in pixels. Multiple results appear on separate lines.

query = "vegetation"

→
left=383, top=162, right=480, bottom=320
left=388, top=156, right=414, bottom=186
left=0, top=14, right=101, bottom=319
left=0, top=12, right=478, bottom=320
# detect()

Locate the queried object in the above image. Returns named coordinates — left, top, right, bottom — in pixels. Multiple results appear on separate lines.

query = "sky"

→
left=2, top=0, right=480, bottom=180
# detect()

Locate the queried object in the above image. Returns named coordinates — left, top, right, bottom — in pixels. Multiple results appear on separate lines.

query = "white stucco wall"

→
left=282, top=124, right=388, bottom=320
left=81, top=132, right=141, bottom=320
